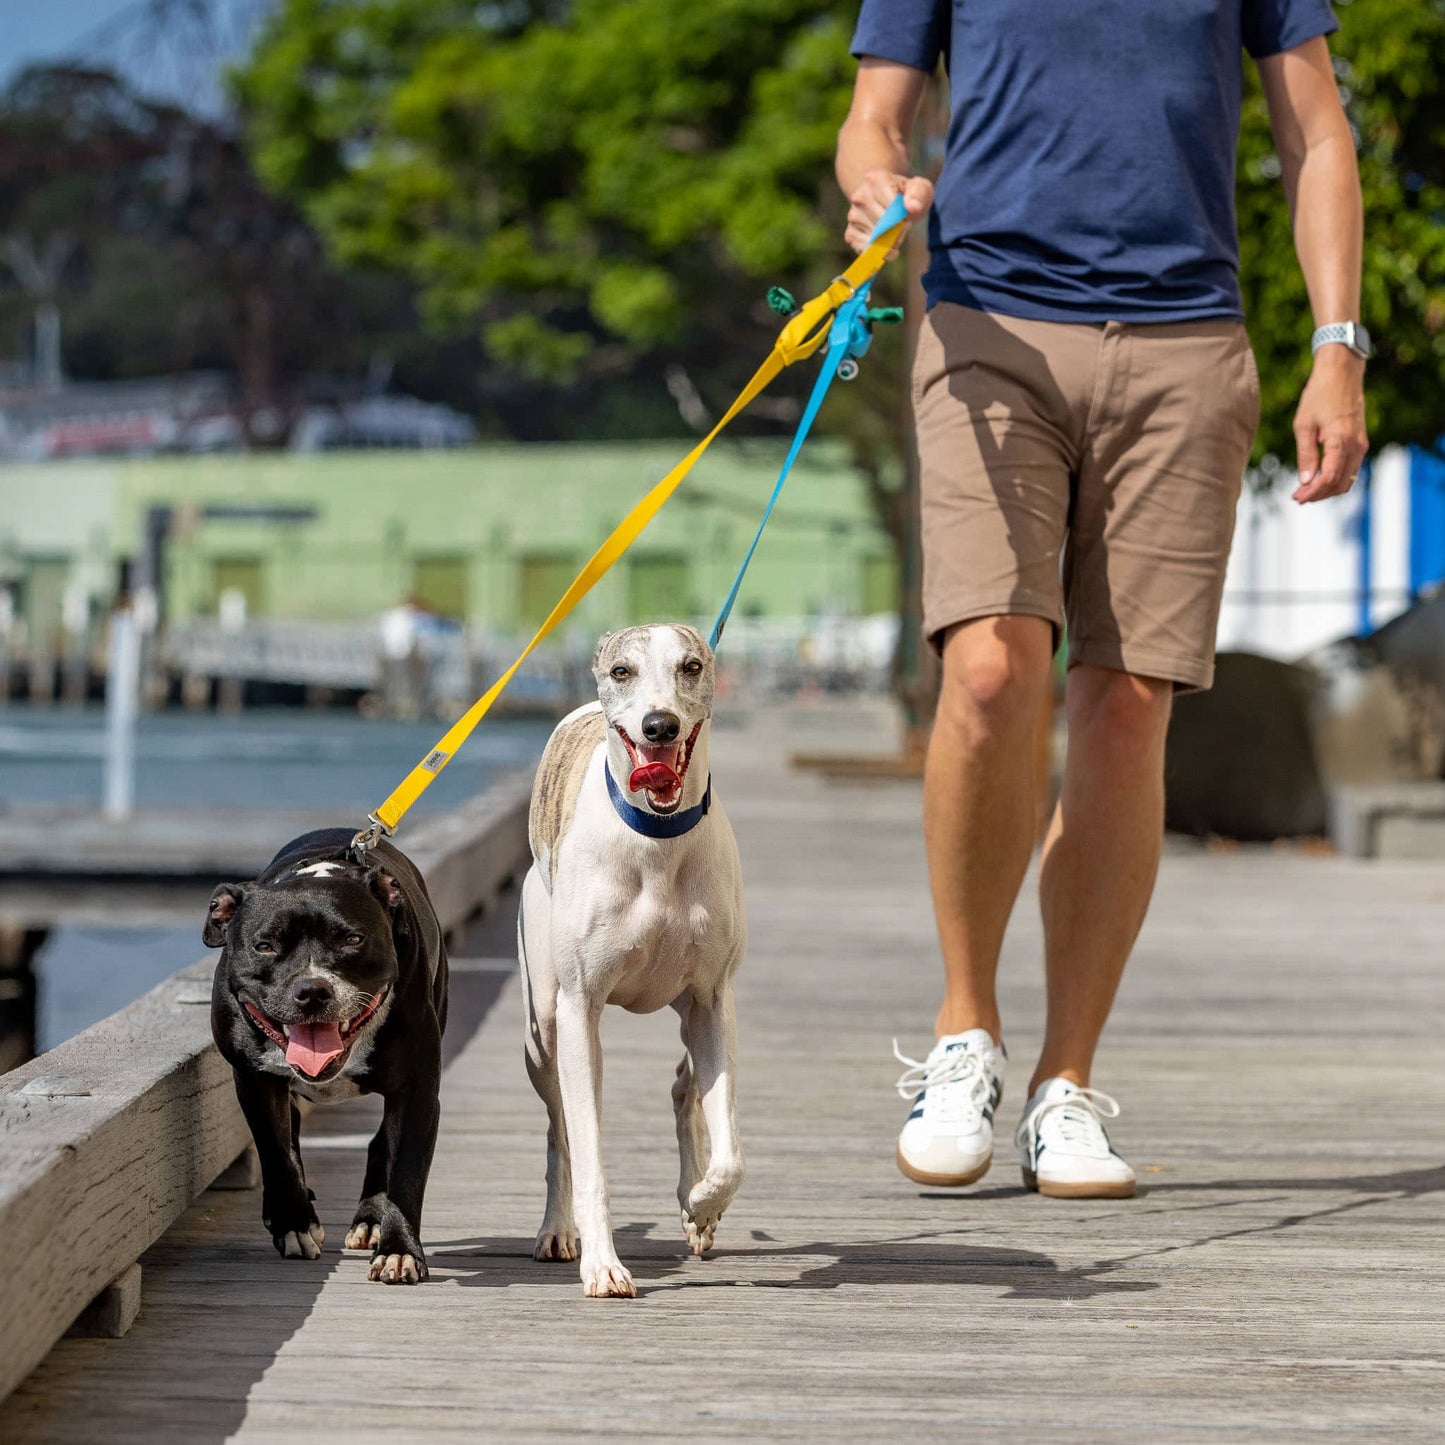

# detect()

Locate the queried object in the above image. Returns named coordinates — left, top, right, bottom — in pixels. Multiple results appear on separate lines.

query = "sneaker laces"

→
left=892, top=1039, right=988, bottom=1128
left=1015, top=1087, right=1121, bottom=1159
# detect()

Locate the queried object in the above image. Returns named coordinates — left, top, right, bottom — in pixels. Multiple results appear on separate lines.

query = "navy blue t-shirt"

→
left=851, top=0, right=1337, bottom=322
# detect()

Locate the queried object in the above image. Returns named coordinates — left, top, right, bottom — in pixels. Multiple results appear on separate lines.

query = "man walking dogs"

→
left=838, top=2, right=1368, bottom=1197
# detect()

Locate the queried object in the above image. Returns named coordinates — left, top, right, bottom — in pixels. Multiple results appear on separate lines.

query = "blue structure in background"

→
left=1409, top=444, right=1445, bottom=597
left=1352, top=446, right=1445, bottom=640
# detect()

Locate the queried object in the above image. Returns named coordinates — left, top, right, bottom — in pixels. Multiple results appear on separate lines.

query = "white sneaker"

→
left=1015, top=1077, right=1136, bottom=1199
left=893, top=1029, right=1005, bottom=1187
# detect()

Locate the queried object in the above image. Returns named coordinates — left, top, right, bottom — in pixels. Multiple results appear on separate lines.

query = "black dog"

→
left=205, top=829, right=447, bottom=1284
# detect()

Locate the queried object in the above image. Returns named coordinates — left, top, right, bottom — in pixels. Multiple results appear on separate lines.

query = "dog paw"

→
left=366, top=1220, right=428, bottom=1283
left=682, top=1167, right=741, bottom=1256
left=345, top=1221, right=381, bottom=1251
left=681, top=1207, right=719, bottom=1257
left=533, top=1224, right=579, bottom=1262
left=276, top=1221, right=325, bottom=1260
left=581, top=1258, right=635, bottom=1299
left=368, top=1252, right=426, bottom=1285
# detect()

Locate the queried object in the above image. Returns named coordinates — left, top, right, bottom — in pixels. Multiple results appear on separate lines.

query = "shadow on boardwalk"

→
left=431, top=1220, right=1160, bottom=1301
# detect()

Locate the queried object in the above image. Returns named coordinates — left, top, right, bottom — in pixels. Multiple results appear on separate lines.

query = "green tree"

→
left=242, top=0, right=1445, bottom=470
left=237, top=0, right=929, bottom=693
left=238, top=0, right=865, bottom=397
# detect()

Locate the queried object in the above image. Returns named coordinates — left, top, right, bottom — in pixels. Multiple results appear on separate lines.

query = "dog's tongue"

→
left=286, top=1021, right=345, bottom=1076
left=630, top=761, right=681, bottom=793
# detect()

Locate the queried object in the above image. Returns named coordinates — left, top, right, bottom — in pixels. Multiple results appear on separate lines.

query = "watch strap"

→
left=1311, top=322, right=1368, bottom=358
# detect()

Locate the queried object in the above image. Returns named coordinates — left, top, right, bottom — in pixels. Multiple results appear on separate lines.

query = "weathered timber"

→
left=0, top=957, right=250, bottom=1403
left=66, top=1264, right=143, bottom=1339
left=3, top=703, right=1443, bottom=1441
left=403, top=771, right=533, bottom=941
left=0, top=771, right=533, bottom=1405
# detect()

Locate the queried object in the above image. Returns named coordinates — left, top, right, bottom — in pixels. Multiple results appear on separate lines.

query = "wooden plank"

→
left=0, top=807, right=327, bottom=876
left=0, top=959, right=249, bottom=1403
left=66, top=1264, right=143, bottom=1339
left=0, top=772, right=534, bottom=1405
left=3, top=703, right=1444, bottom=1439
left=405, top=771, right=534, bottom=938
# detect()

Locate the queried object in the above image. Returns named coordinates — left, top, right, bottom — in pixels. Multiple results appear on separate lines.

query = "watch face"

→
left=1353, top=324, right=1373, bottom=358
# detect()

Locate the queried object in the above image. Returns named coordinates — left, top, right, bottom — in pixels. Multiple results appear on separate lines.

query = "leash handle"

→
left=709, top=194, right=911, bottom=649
left=869, top=192, right=911, bottom=245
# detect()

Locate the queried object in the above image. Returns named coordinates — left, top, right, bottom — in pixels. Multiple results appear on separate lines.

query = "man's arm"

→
left=1257, top=36, right=1369, bottom=504
left=836, top=58, right=935, bottom=254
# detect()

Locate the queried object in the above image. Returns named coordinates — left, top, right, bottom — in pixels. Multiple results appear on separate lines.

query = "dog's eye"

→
left=610, top=664, right=630, bottom=681
left=254, top=940, right=275, bottom=955
left=344, top=933, right=364, bottom=947
left=682, top=658, right=703, bottom=676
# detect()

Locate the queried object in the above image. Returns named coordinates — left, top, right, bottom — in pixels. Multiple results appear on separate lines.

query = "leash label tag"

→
left=422, top=749, right=450, bottom=774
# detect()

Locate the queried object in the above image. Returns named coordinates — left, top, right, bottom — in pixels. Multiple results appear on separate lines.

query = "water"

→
left=1, top=706, right=551, bottom=1050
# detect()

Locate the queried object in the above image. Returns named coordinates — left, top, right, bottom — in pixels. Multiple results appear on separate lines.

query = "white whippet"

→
left=518, top=623, right=745, bottom=1298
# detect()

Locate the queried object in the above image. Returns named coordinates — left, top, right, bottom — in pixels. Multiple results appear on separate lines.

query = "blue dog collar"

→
left=605, top=766, right=712, bottom=839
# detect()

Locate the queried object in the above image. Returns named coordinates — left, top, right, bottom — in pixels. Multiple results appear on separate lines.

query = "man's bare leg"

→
left=925, top=615, right=1055, bottom=1043
left=1030, top=664, right=1173, bottom=1094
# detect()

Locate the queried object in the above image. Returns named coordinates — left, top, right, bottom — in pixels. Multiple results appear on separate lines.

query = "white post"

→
left=104, top=610, right=140, bottom=820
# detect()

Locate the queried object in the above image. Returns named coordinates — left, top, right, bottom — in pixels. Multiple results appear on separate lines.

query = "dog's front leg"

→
left=554, top=988, right=634, bottom=1298
left=680, top=983, right=745, bottom=1256
left=672, top=1000, right=710, bottom=1219
left=361, top=1086, right=440, bottom=1285
left=233, top=1070, right=324, bottom=1260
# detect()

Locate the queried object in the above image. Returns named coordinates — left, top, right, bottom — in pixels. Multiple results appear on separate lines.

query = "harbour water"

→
left=1, top=707, right=550, bottom=1049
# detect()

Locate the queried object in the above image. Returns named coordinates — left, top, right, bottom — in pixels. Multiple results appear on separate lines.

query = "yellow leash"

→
left=352, top=215, right=909, bottom=855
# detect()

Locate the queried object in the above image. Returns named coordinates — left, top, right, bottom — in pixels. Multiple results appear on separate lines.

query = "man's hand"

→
left=1292, top=346, right=1368, bottom=503
left=845, top=171, right=934, bottom=256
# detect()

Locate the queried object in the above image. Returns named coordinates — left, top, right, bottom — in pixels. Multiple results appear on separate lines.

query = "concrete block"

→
left=1328, top=782, right=1445, bottom=858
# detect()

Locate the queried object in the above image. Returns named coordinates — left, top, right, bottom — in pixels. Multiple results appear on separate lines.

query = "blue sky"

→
left=0, top=0, right=142, bottom=84
left=0, top=0, right=263, bottom=107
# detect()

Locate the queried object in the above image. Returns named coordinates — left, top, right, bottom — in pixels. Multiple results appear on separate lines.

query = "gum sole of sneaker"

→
left=1021, top=1167, right=1135, bottom=1199
left=896, top=1145, right=992, bottom=1189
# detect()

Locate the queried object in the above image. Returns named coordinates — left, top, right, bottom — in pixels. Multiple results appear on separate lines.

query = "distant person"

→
left=838, top=1, right=1368, bottom=1196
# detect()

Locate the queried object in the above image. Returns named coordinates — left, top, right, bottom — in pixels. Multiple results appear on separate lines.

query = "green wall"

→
left=0, top=445, right=896, bottom=644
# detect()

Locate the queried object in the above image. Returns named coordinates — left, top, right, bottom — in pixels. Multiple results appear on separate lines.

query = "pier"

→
left=1, top=701, right=1441, bottom=1439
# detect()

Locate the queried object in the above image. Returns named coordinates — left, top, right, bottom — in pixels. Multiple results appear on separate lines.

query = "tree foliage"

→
left=238, top=0, right=865, bottom=403
left=240, top=0, right=1445, bottom=469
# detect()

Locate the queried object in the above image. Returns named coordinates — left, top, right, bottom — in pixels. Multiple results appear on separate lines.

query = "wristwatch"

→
left=1311, top=321, right=1372, bottom=361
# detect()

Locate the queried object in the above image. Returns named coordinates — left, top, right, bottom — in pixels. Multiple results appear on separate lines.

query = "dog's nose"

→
left=292, top=976, right=335, bottom=1010
left=641, top=710, right=681, bottom=744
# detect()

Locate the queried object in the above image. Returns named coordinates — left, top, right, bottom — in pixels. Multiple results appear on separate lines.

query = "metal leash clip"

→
left=350, top=813, right=393, bottom=862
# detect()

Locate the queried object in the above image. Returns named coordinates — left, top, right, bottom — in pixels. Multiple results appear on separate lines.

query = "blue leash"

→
left=708, top=194, right=910, bottom=650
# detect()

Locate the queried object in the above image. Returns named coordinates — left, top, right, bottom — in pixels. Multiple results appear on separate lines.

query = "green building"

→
left=0, top=444, right=896, bottom=646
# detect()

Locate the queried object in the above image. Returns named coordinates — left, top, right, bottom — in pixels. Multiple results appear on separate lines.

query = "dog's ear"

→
left=204, top=884, right=245, bottom=948
left=674, top=623, right=712, bottom=660
left=592, top=631, right=614, bottom=671
left=366, top=868, right=404, bottom=913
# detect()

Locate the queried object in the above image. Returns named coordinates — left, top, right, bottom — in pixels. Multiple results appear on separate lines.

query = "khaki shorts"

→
left=913, top=303, right=1260, bottom=691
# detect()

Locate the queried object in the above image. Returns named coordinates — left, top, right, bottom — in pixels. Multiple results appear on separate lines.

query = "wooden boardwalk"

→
left=5, top=701, right=1443, bottom=1441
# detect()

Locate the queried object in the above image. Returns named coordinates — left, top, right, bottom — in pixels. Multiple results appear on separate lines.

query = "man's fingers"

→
left=1292, top=417, right=1320, bottom=501
left=902, top=175, right=935, bottom=217
left=1294, top=417, right=1370, bottom=503
left=846, top=170, right=931, bottom=252
left=869, top=172, right=903, bottom=212
left=1312, top=434, right=1349, bottom=496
